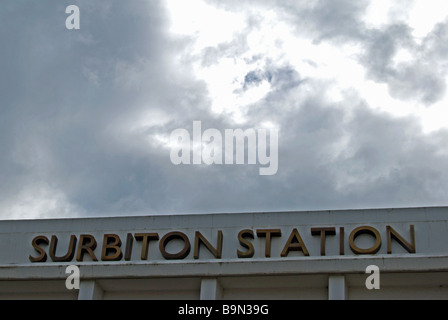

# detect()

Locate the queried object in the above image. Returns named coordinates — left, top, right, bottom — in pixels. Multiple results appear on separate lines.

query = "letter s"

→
left=29, top=235, right=49, bottom=262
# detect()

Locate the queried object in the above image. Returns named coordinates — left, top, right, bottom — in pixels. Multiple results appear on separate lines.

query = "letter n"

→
left=386, top=225, right=416, bottom=254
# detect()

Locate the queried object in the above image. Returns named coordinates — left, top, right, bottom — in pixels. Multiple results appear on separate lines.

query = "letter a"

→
left=365, top=265, right=380, bottom=290
left=65, top=265, right=80, bottom=290
left=65, top=5, right=80, bottom=30
left=170, top=128, right=191, bottom=165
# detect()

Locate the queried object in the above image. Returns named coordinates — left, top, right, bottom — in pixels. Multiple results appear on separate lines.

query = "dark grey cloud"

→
left=0, top=0, right=189, bottom=217
left=1, top=0, right=448, bottom=219
left=360, top=23, right=448, bottom=105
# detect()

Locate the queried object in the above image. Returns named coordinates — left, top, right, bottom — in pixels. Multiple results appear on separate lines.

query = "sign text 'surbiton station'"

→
left=29, top=224, right=416, bottom=263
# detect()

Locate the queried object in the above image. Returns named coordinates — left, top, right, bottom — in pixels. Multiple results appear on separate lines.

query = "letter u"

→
left=49, top=235, right=77, bottom=262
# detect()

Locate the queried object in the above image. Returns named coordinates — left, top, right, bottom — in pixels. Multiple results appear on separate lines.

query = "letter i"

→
left=124, top=233, right=133, bottom=261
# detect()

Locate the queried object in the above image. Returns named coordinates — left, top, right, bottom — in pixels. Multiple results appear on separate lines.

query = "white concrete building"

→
left=0, top=206, right=448, bottom=300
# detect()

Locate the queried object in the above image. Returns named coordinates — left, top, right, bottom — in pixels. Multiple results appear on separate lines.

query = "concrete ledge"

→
left=1, top=254, right=448, bottom=280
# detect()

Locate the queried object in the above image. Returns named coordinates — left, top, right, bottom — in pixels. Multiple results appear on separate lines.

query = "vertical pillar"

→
left=328, top=275, right=348, bottom=300
left=78, top=280, right=104, bottom=300
left=200, top=278, right=222, bottom=300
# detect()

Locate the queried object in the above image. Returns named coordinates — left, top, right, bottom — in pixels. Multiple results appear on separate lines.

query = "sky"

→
left=1, top=0, right=448, bottom=219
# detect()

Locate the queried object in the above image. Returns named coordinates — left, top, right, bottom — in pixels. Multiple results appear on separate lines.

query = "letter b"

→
left=222, top=305, right=229, bottom=315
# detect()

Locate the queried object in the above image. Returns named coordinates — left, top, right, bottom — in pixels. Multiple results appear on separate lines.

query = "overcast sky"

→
left=1, top=0, right=448, bottom=219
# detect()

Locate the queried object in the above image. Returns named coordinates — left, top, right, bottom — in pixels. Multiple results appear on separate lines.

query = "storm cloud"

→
left=0, top=0, right=447, bottom=219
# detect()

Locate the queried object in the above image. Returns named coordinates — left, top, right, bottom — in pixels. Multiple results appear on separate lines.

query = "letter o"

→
left=349, top=226, right=381, bottom=255
left=159, top=231, right=191, bottom=259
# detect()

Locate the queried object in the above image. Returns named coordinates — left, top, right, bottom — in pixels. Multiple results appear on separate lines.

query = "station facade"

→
left=0, top=206, right=447, bottom=299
